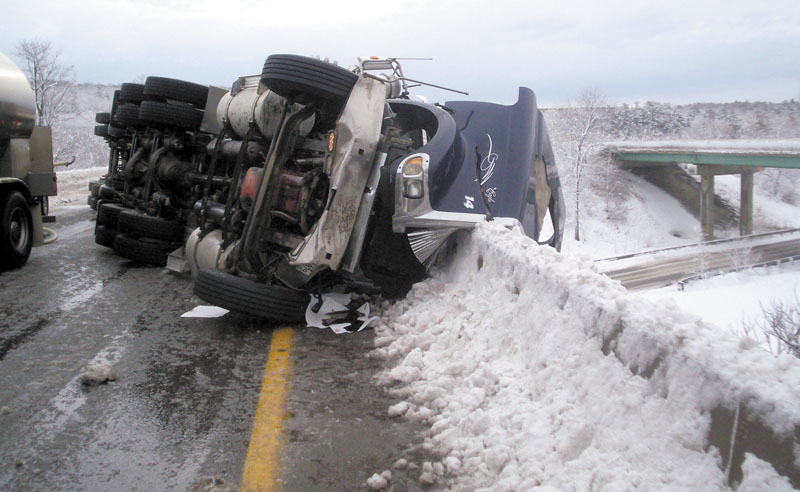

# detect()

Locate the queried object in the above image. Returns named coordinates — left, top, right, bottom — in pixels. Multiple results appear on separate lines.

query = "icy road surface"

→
left=0, top=206, right=431, bottom=491
left=2, top=206, right=798, bottom=491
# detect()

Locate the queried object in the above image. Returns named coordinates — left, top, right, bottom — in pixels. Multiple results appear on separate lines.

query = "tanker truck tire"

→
left=0, top=191, right=33, bottom=270
left=261, top=54, right=358, bottom=106
left=193, top=269, right=309, bottom=323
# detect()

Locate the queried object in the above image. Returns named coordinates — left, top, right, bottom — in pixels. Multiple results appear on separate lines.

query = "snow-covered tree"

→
left=553, top=88, right=609, bottom=241
left=14, top=38, right=76, bottom=127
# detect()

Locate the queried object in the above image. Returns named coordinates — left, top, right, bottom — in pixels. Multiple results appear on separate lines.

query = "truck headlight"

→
left=404, top=179, right=424, bottom=199
left=402, top=157, right=424, bottom=199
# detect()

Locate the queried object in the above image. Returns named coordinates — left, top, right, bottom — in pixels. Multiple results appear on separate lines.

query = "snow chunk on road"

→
left=366, top=473, right=386, bottom=490
left=388, top=401, right=410, bottom=417
left=80, top=363, right=115, bottom=386
left=374, top=223, right=800, bottom=490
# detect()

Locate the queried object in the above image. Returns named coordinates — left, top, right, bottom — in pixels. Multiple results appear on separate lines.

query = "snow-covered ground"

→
left=370, top=167, right=800, bottom=489
left=53, top=166, right=105, bottom=207
left=372, top=223, right=800, bottom=491
left=640, top=264, right=800, bottom=352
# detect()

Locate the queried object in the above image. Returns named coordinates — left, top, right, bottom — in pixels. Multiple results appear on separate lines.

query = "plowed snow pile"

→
left=53, top=166, right=105, bottom=207
left=373, top=223, right=800, bottom=491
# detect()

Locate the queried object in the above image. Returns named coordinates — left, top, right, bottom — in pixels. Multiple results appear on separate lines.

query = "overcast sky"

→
left=2, top=0, right=798, bottom=106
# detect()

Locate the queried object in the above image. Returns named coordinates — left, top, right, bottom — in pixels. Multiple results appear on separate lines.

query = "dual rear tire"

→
left=95, top=202, right=182, bottom=267
left=0, top=191, right=33, bottom=271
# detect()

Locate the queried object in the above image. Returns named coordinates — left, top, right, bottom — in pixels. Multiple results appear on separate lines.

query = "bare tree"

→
left=739, top=294, right=800, bottom=358
left=14, top=39, right=76, bottom=126
left=559, top=88, right=609, bottom=241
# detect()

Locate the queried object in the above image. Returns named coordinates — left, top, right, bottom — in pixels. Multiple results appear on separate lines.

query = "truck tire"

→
left=112, top=234, right=177, bottom=266
left=0, top=191, right=33, bottom=270
left=107, top=124, right=125, bottom=138
left=261, top=54, right=358, bottom=106
left=113, top=103, right=141, bottom=128
left=193, top=269, right=309, bottom=322
left=94, top=224, right=118, bottom=248
left=117, top=209, right=184, bottom=241
left=95, top=112, right=111, bottom=124
left=119, top=83, right=145, bottom=104
left=88, top=196, right=99, bottom=210
left=143, top=77, right=209, bottom=108
left=94, top=125, right=109, bottom=138
left=138, top=100, right=203, bottom=130
left=88, top=180, right=102, bottom=198
left=110, top=90, right=121, bottom=118
left=97, top=202, right=126, bottom=227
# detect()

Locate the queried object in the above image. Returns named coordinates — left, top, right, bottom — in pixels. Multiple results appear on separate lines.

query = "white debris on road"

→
left=373, top=223, right=800, bottom=491
left=181, top=305, right=230, bottom=318
left=305, top=293, right=374, bottom=334
left=80, top=363, right=116, bottom=386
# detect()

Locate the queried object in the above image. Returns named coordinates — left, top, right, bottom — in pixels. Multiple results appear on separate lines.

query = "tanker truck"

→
left=0, top=51, right=57, bottom=270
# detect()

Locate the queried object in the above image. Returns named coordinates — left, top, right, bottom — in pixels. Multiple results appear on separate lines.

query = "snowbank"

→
left=373, top=223, right=800, bottom=490
left=53, top=166, right=105, bottom=207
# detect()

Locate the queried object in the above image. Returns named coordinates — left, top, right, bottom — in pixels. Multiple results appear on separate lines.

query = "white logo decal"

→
left=464, top=195, right=475, bottom=209
left=484, top=187, right=497, bottom=204
left=479, top=133, right=498, bottom=186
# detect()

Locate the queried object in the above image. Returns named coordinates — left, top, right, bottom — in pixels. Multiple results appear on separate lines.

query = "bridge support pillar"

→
left=740, top=170, right=754, bottom=236
left=700, top=171, right=715, bottom=241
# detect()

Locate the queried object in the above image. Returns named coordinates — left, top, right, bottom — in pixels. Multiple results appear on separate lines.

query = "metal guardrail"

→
left=676, top=255, right=800, bottom=291
left=596, top=228, right=800, bottom=263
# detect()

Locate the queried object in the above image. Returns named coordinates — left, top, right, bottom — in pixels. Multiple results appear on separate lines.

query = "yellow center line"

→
left=241, top=326, right=295, bottom=492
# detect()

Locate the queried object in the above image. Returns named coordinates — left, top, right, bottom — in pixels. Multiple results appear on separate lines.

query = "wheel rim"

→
left=9, top=206, right=30, bottom=253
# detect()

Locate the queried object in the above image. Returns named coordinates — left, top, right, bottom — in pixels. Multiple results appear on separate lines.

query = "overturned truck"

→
left=92, top=55, right=565, bottom=322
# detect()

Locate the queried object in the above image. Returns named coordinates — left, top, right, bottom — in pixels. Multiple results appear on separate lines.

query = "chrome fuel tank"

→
left=0, top=52, right=35, bottom=139
left=216, top=75, right=313, bottom=140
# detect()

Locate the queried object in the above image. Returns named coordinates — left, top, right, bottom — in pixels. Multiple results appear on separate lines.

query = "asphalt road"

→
left=0, top=206, right=431, bottom=491
left=603, top=238, right=800, bottom=289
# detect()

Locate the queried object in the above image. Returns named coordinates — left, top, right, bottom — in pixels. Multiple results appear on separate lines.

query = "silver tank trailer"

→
left=0, top=52, right=36, bottom=139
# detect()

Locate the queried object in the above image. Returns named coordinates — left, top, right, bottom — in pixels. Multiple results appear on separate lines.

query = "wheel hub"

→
left=9, top=208, right=29, bottom=251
